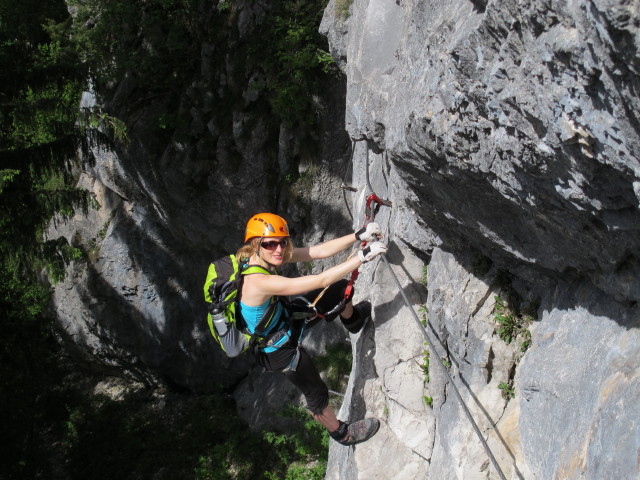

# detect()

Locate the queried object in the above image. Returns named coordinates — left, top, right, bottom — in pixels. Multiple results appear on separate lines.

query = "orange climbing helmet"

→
left=244, top=213, right=290, bottom=242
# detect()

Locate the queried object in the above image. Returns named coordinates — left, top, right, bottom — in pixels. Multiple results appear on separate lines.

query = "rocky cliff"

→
left=321, top=0, right=639, bottom=478
left=49, top=0, right=639, bottom=479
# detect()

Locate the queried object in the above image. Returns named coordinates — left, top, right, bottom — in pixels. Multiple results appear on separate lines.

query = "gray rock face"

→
left=519, top=284, right=640, bottom=480
left=327, top=0, right=640, bottom=301
left=322, top=0, right=640, bottom=478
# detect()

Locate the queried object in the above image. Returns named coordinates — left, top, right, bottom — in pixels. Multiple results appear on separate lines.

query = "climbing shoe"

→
left=341, top=301, right=371, bottom=334
left=330, top=418, right=380, bottom=446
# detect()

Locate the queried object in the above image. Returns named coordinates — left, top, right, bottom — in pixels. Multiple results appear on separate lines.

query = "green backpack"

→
left=203, top=255, right=281, bottom=357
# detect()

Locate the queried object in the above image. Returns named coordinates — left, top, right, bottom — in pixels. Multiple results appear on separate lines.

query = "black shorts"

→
left=258, top=279, right=353, bottom=414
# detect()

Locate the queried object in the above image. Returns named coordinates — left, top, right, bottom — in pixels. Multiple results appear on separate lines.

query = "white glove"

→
left=355, top=222, right=382, bottom=242
left=358, top=241, right=388, bottom=263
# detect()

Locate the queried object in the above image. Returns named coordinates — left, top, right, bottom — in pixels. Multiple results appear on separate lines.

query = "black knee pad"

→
left=341, top=309, right=365, bottom=333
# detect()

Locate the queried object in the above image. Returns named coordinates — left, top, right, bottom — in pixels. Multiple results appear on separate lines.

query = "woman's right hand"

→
left=358, top=241, right=388, bottom=263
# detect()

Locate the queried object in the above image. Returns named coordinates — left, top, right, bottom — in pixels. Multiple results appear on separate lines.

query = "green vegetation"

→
left=11, top=373, right=328, bottom=480
left=288, top=163, right=320, bottom=200
left=0, top=1, right=338, bottom=478
left=0, top=2, right=105, bottom=475
left=420, top=345, right=434, bottom=408
left=259, top=0, right=336, bottom=125
left=418, top=304, right=428, bottom=327
left=498, top=381, right=515, bottom=400
left=335, top=0, right=354, bottom=20
left=492, top=295, right=534, bottom=352
left=420, top=344, right=431, bottom=383
left=66, top=0, right=200, bottom=97
left=420, top=264, right=428, bottom=286
left=314, top=343, right=352, bottom=394
left=196, top=403, right=327, bottom=480
left=61, top=0, right=335, bottom=146
left=519, top=328, right=532, bottom=353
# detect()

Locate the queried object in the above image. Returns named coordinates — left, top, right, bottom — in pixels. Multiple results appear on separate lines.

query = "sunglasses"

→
left=260, top=239, right=289, bottom=251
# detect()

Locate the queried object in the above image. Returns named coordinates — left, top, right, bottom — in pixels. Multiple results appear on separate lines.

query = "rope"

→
left=360, top=143, right=508, bottom=480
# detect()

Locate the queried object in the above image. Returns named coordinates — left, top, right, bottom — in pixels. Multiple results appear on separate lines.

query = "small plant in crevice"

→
left=288, top=164, right=318, bottom=200
left=423, top=396, right=433, bottom=408
left=492, top=295, right=534, bottom=354
left=493, top=295, right=519, bottom=344
left=418, top=304, right=428, bottom=327
left=519, top=328, right=532, bottom=353
left=335, top=0, right=354, bottom=20
left=498, top=381, right=515, bottom=400
left=441, top=357, right=451, bottom=369
left=420, top=264, right=428, bottom=286
left=420, top=345, right=430, bottom=383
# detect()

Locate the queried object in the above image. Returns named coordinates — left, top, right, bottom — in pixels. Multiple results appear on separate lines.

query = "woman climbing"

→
left=236, top=212, right=387, bottom=446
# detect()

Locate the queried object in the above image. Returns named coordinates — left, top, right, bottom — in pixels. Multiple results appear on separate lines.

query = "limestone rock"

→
left=322, top=0, right=640, bottom=478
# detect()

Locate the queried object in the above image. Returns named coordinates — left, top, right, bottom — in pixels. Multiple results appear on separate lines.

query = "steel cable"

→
left=358, top=140, right=508, bottom=480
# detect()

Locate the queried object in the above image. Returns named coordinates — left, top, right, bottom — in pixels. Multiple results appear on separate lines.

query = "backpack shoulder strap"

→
left=241, top=263, right=271, bottom=276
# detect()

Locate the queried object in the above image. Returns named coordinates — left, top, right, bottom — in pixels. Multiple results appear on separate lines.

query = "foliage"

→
left=0, top=1, right=335, bottom=477
left=196, top=403, right=327, bottom=480
left=262, top=405, right=328, bottom=480
left=498, top=381, right=515, bottom=400
left=420, top=264, right=428, bottom=286
left=0, top=2, right=130, bottom=477
left=493, top=295, right=520, bottom=344
left=423, top=395, right=433, bottom=408
left=288, top=163, right=319, bottom=200
left=335, top=0, right=354, bottom=20
left=313, top=342, right=352, bottom=393
left=492, top=295, right=533, bottom=351
left=0, top=0, right=95, bottom=280
left=420, top=344, right=430, bottom=383
left=66, top=0, right=200, bottom=95
left=418, top=304, right=428, bottom=326
left=254, top=0, right=336, bottom=125
left=64, top=0, right=335, bottom=145
left=3, top=370, right=328, bottom=480
left=519, top=328, right=532, bottom=352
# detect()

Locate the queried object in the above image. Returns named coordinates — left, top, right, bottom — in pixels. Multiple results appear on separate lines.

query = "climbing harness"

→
left=348, top=138, right=508, bottom=480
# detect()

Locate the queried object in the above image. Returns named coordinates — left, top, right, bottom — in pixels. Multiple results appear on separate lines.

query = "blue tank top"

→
left=239, top=298, right=290, bottom=353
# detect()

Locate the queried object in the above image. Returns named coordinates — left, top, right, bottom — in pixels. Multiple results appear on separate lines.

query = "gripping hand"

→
left=358, top=241, right=388, bottom=263
left=355, top=222, right=382, bottom=242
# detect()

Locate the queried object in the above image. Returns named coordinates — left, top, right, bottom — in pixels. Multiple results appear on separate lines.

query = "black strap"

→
left=247, top=298, right=284, bottom=350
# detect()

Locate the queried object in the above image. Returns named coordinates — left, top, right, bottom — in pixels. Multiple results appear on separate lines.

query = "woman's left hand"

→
left=355, top=222, right=382, bottom=242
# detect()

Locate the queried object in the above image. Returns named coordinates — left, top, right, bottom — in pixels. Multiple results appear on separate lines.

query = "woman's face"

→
left=258, top=236, right=289, bottom=266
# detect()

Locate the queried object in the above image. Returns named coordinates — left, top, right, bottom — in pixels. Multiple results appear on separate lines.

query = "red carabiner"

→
left=345, top=192, right=391, bottom=301
left=365, top=193, right=383, bottom=222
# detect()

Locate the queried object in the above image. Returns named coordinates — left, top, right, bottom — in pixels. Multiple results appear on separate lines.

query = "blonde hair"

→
left=236, top=237, right=293, bottom=269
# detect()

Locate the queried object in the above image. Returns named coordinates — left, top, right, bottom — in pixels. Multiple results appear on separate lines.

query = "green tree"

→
left=0, top=0, right=94, bottom=476
left=257, top=0, right=335, bottom=125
